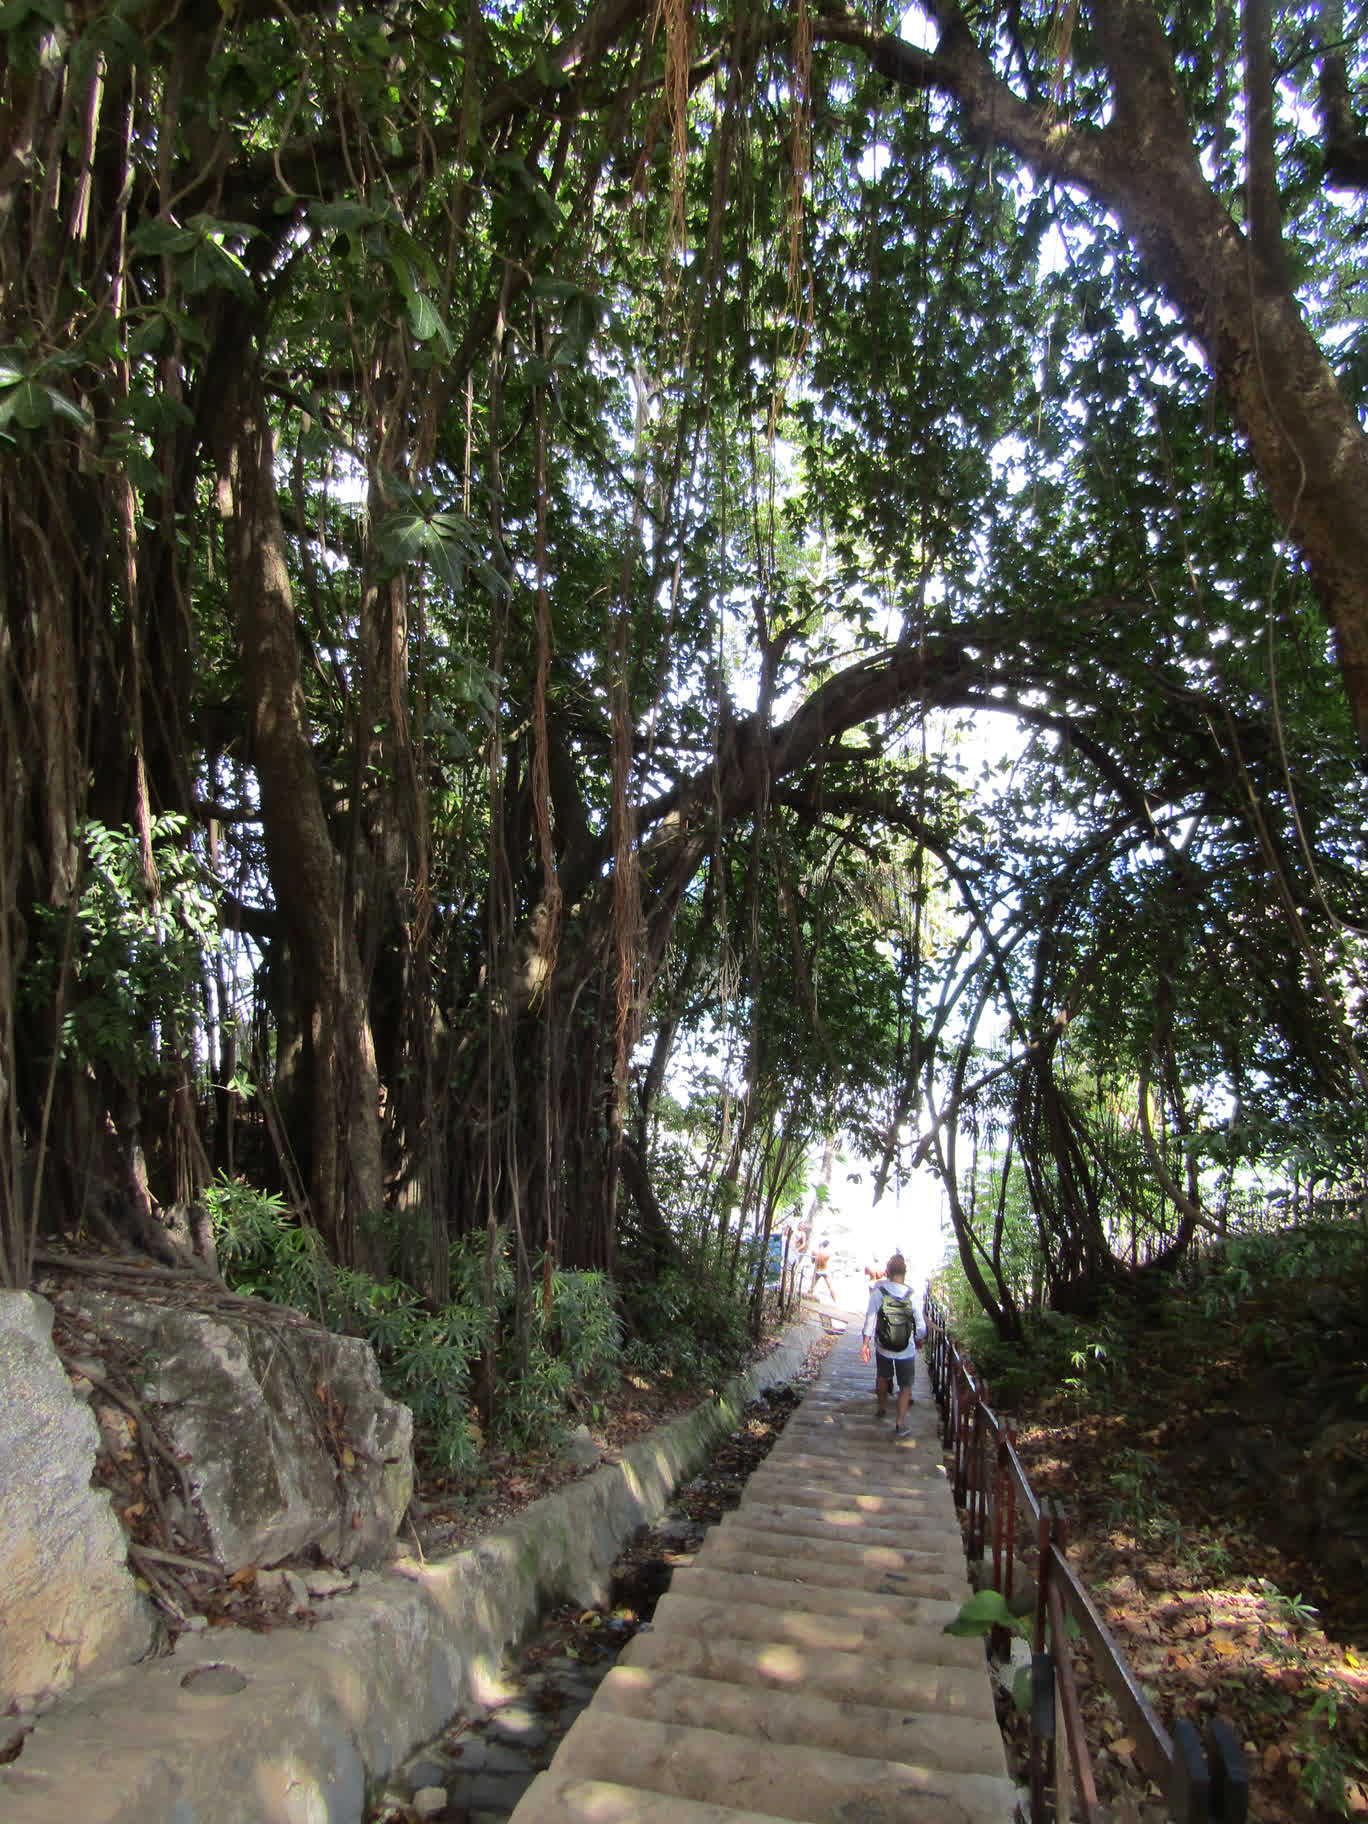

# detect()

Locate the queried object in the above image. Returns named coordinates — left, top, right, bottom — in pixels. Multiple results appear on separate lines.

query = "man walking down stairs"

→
left=508, top=1315, right=1018, bottom=1822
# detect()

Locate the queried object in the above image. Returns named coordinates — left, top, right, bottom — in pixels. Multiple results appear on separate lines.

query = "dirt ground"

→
left=982, top=1269, right=1368, bottom=1824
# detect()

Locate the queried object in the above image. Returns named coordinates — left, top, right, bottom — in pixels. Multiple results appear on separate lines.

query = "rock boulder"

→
left=53, top=1284, right=414, bottom=1573
left=0, top=1292, right=153, bottom=1708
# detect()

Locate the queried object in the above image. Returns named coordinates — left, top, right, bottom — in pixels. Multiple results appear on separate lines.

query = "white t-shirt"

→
left=863, top=1278, right=917, bottom=1361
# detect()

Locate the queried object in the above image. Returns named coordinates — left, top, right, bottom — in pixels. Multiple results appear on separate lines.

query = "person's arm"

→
left=860, top=1281, right=881, bottom=1362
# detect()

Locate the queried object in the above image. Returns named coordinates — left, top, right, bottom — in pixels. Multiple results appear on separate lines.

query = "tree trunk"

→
left=209, top=351, right=384, bottom=1266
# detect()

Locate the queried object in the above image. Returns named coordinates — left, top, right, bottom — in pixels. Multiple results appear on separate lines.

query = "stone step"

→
left=651, top=1588, right=987, bottom=1667
left=593, top=1664, right=1010, bottom=1777
left=764, top=1432, right=939, bottom=1456
left=546, top=1710, right=1018, bottom=1824
left=666, top=1562, right=970, bottom=1624
left=719, top=1502, right=945, bottom=1550
left=692, top=1532, right=962, bottom=1598
left=506, top=1326, right=1014, bottom=1824
left=762, top=1459, right=955, bottom=1488
left=619, top=1626, right=1001, bottom=1723
left=510, top=1773, right=793, bottom=1822
left=714, top=1517, right=967, bottom=1574
left=743, top=1475, right=944, bottom=1508
left=768, top=1438, right=942, bottom=1467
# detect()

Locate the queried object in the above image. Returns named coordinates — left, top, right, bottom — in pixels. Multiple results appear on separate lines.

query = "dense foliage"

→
left=2, top=0, right=1365, bottom=1378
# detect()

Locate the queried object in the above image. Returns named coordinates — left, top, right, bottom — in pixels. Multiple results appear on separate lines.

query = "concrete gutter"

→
left=0, top=1314, right=824, bottom=1824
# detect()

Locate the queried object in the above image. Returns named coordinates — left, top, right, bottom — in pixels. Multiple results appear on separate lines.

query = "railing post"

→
left=1033, top=1508, right=1052, bottom=1655
left=1001, top=1432, right=1017, bottom=1599
left=1172, top=1720, right=1249, bottom=1824
left=1209, top=1721, right=1250, bottom=1824
left=1173, top=1722, right=1210, bottom=1824
left=954, top=1385, right=976, bottom=1505
left=1029, top=1649, right=1056, bottom=1824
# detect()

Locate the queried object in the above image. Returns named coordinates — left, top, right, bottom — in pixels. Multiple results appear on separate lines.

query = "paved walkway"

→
left=508, top=1311, right=1019, bottom=1823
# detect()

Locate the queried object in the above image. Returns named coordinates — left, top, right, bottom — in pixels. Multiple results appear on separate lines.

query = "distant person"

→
left=860, top=1253, right=920, bottom=1437
left=810, top=1234, right=834, bottom=1301
left=784, top=1219, right=809, bottom=1299
left=796, top=1224, right=812, bottom=1290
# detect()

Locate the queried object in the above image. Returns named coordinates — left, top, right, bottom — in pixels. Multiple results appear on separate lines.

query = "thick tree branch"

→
left=1243, top=0, right=1289, bottom=285
left=810, top=1, right=1368, bottom=752
left=1318, top=0, right=1368, bottom=189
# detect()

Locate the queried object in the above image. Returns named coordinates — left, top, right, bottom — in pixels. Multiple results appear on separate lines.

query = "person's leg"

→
left=875, top=1352, right=893, bottom=1415
left=892, top=1356, right=916, bottom=1433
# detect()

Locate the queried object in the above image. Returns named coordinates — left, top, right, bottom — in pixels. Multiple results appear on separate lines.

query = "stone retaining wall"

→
left=0, top=1314, right=824, bottom=1824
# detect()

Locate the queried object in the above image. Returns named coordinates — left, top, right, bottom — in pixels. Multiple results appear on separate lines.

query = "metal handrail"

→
left=922, top=1294, right=1248, bottom=1824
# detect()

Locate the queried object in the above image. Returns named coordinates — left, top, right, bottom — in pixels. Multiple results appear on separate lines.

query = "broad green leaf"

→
left=130, top=220, right=200, bottom=257
left=942, top=1588, right=1028, bottom=1638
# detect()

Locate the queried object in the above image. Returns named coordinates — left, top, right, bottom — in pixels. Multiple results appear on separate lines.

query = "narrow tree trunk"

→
left=210, top=352, right=384, bottom=1265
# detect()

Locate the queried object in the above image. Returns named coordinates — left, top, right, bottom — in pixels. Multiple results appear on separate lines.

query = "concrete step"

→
left=738, top=1486, right=955, bottom=1528
left=740, top=1495, right=955, bottom=1539
left=711, top=1517, right=964, bottom=1573
left=765, top=1465, right=942, bottom=1488
left=665, top=1563, right=968, bottom=1626
left=546, top=1710, right=1018, bottom=1824
left=619, top=1627, right=1001, bottom=1723
left=650, top=1588, right=987, bottom=1667
left=692, top=1533, right=963, bottom=1598
left=712, top=1526, right=966, bottom=1581
left=768, top=1439, right=943, bottom=1468
left=719, top=1502, right=945, bottom=1550
left=510, top=1773, right=794, bottom=1822
left=507, top=1326, right=1015, bottom=1824
left=593, top=1664, right=1010, bottom=1777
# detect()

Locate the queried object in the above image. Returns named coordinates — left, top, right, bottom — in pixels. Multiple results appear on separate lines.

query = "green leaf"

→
left=942, top=1588, right=1028, bottom=1638
left=405, top=290, right=449, bottom=348
left=0, top=379, right=91, bottom=434
left=309, top=200, right=384, bottom=235
left=377, top=512, right=429, bottom=569
left=130, top=220, right=200, bottom=257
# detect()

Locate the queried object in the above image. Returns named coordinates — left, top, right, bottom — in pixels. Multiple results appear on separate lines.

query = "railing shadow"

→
left=922, top=1294, right=1250, bottom=1824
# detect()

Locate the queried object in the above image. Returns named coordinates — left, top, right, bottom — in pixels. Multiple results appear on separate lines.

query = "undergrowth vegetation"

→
left=935, top=1221, right=1368, bottom=1822
left=205, top=1176, right=760, bottom=1480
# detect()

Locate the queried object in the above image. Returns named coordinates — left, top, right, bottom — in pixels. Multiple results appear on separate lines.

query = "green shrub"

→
left=26, top=814, right=220, bottom=1076
left=206, top=1177, right=479, bottom=1473
left=620, top=1264, right=751, bottom=1387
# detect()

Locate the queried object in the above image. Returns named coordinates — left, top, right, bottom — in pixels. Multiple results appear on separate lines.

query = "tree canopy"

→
left=1, top=0, right=1365, bottom=1334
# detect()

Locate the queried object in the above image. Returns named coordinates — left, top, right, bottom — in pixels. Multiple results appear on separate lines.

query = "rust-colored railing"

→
left=922, top=1295, right=1249, bottom=1824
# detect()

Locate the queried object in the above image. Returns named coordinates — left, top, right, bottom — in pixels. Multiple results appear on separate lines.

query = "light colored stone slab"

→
left=551, top=1710, right=1018, bottom=1824
left=666, top=1562, right=968, bottom=1623
left=741, top=1481, right=945, bottom=1517
left=693, top=1531, right=962, bottom=1597
left=718, top=1517, right=963, bottom=1575
left=721, top=1502, right=936, bottom=1549
left=595, top=1664, right=1010, bottom=1775
left=512, top=1773, right=793, bottom=1822
left=651, top=1589, right=988, bottom=1668
left=0, top=1292, right=152, bottom=1708
left=619, top=1627, right=1000, bottom=1721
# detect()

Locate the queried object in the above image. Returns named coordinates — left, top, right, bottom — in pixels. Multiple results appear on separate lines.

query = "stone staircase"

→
left=508, top=1313, right=1020, bottom=1823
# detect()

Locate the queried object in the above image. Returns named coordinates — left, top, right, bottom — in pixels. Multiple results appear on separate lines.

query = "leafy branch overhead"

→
left=0, top=0, right=1364, bottom=1338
